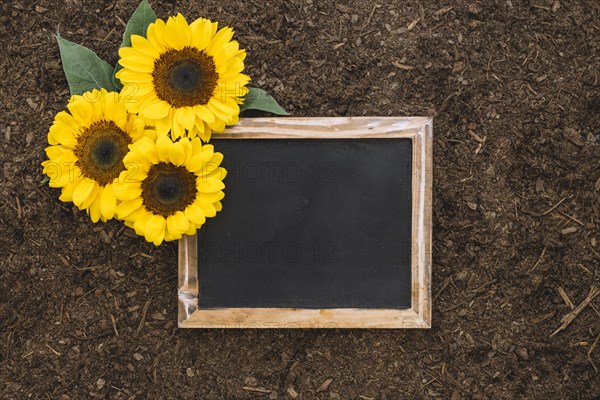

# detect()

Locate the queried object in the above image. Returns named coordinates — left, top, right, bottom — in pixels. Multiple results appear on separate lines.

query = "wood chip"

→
left=317, top=378, right=333, bottom=392
left=468, top=130, right=484, bottom=143
left=434, top=6, right=454, bottom=16
left=243, top=387, right=271, bottom=394
left=407, top=19, right=420, bottom=30
left=287, top=387, right=299, bottom=398
left=392, top=61, right=414, bottom=70
left=335, top=4, right=352, bottom=13
left=151, top=312, right=165, bottom=321
left=561, top=227, right=578, bottom=235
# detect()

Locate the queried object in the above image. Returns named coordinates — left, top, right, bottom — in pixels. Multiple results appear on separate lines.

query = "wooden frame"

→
left=178, top=117, right=432, bottom=328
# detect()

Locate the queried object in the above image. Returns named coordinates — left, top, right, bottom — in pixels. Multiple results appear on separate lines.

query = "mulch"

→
left=1, top=0, right=599, bottom=399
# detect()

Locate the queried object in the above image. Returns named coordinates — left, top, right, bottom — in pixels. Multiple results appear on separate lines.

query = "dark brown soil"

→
left=1, top=0, right=600, bottom=399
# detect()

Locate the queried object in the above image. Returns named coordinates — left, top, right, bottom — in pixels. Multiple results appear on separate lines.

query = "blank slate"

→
left=178, top=117, right=432, bottom=328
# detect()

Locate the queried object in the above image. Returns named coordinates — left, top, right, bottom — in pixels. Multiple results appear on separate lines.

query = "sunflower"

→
left=42, top=88, right=153, bottom=222
left=113, top=135, right=226, bottom=245
left=115, top=13, right=250, bottom=142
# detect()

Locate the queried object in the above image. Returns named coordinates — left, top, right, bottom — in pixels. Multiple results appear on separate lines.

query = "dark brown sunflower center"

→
left=75, top=120, right=131, bottom=186
left=141, top=163, right=198, bottom=216
left=152, top=47, right=219, bottom=108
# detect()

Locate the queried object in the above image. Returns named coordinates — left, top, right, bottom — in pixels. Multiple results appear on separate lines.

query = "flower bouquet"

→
left=42, top=0, right=287, bottom=245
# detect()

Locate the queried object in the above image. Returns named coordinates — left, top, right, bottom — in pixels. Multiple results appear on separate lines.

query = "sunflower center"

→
left=75, top=120, right=131, bottom=186
left=152, top=47, right=219, bottom=108
left=141, top=163, right=198, bottom=216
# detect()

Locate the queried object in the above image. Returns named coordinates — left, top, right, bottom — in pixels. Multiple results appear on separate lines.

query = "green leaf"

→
left=113, top=0, right=157, bottom=89
left=56, top=35, right=118, bottom=95
left=119, top=0, right=156, bottom=48
left=240, top=87, right=289, bottom=115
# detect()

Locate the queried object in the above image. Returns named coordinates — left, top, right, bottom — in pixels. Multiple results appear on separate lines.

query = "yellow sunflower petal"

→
left=166, top=214, right=184, bottom=239
left=58, top=181, right=77, bottom=203
left=128, top=137, right=159, bottom=164
left=145, top=214, right=166, bottom=244
left=208, top=117, right=227, bottom=133
left=89, top=195, right=102, bottom=223
left=207, top=26, right=234, bottom=54
left=141, top=99, right=171, bottom=120
left=116, top=198, right=143, bottom=219
left=174, top=210, right=190, bottom=232
left=72, top=179, right=97, bottom=207
left=125, top=115, right=147, bottom=140
left=54, top=111, right=80, bottom=133
left=185, top=203, right=206, bottom=225
left=194, top=105, right=215, bottom=124
left=130, top=34, right=161, bottom=58
left=179, top=137, right=193, bottom=164
left=169, top=140, right=186, bottom=166
left=81, top=182, right=100, bottom=210
left=214, top=201, right=223, bottom=212
left=115, top=68, right=151, bottom=83
left=198, top=122, right=212, bottom=143
left=46, top=163, right=78, bottom=188
left=185, top=224, right=198, bottom=236
left=175, top=107, right=196, bottom=131
left=48, top=124, right=77, bottom=146
left=155, top=116, right=172, bottom=136
left=156, top=134, right=172, bottom=162
left=206, top=166, right=228, bottom=180
left=67, top=98, right=94, bottom=127
left=196, top=191, right=225, bottom=204
left=195, top=153, right=224, bottom=176
left=147, top=19, right=168, bottom=50
left=171, top=118, right=186, bottom=140
left=190, top=18, right=213, bottom=50
left=100, top=184, right=117, bottom=220
left=115, top=185, right=142, bottom=202
left=198, top=202, right=217, bottom=218
left=165, top=13, right=191, bottom=49
left=197, top=177, right=225, bottom=193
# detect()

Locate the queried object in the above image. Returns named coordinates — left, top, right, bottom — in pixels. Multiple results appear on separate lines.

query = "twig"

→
left=558, top=210, right=585, bottom=226
left=421, top=377, right=438, bottom=388
left=551, top=286, right=600, bottom=337
left=242, top=387, right=272, bottom=394
left=529, top=246, right=547, bottom=272
left=588, top=332, right=600, bottom=372
left=110, top=314, right=119, bottom=337
left=45, top=343, right=61, bottom=356
left=360, top=4, right=380, bottom=32
left=588, top=242, right=600, bottom=259
left=136, top=298, right=152, bottom=335
left=558, top=287, right=575, bottom=310
left=434, top=277, right=452, bottom=303
left=533, top=311, right=556, bottom=324
left=523, top=196, right=571, bottom=217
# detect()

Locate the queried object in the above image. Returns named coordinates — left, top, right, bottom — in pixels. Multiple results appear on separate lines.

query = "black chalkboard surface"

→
left=196, top=138, right=413, bottom=309
left=178, top=117, right=432, bottom=329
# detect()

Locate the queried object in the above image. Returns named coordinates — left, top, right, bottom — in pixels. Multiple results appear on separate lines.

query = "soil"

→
left=1, top=0, right=600, bottom=399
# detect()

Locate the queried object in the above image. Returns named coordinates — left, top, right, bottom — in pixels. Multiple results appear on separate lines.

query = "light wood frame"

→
left=178, top=117, right=432, bottom=328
